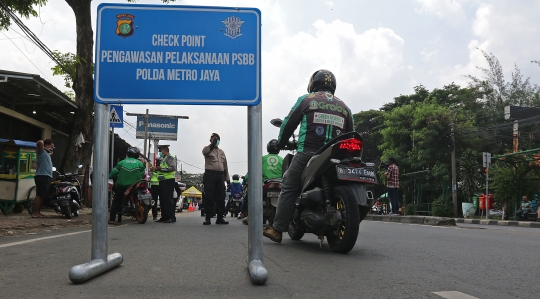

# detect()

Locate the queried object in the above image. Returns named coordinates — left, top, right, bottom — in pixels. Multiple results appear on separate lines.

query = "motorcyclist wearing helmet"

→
left=264, top=70, right=354, bottom=243
left=225, top=174, right=243, bottom=217
left=108, top=147, right=145, bottom=224
left=263, top=139, right=284, bottom=182
left=239, top=140, right=284, bottom=223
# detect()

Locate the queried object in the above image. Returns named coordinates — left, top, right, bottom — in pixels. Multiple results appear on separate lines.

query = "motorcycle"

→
left=121, top=179, right=152, bottom=224
left=27, top=165, right=84, bottom=219
left=263, top=178, right=281, bottom=226
left=228, top=193, right=243, bottom=217
left=270, top=118, right=377, bottom=253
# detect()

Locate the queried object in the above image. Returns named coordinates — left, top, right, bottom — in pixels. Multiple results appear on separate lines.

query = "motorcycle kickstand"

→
left=318, top=235, right=324, bottom=248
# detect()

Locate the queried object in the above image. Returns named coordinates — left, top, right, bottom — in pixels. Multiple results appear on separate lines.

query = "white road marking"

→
left=0, top=230, right=91, bottom=249
left=433, top=291, right=479, bottom=299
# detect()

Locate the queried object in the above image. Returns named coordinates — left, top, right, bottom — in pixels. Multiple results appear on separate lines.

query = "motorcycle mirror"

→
left=78, top=165, right=83, bottom=169
left=270, top=118, right=283, bottom=128
left=52, top=167, right=57, bottom=171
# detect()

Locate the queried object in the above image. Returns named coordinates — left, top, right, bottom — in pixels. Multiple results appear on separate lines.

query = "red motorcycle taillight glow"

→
left=339, top=138, right=362, bottom=152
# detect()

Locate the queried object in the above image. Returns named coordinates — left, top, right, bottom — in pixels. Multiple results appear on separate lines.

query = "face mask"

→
left=215, top=140, right=220, bottom=146
left=159, top=152, right=164, bottom=157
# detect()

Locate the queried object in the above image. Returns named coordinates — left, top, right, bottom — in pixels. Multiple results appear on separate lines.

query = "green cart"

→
left=0, top=139, right=37, bottom=215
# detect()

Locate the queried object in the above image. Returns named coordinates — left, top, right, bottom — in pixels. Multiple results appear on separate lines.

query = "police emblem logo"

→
left=222, top=16, right=245, bottom=39
left=316, top=126, right=325, bottom=136
left=309, top=100, right=318, bottom=110
left=116, top=14, right=135, bottom=37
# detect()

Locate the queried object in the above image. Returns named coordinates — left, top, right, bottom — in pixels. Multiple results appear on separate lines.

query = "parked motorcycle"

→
left=27, top=166, right=84, bottom=219
left=228, top=193, right=243, bottom=217
left=121, top=179, right=152, bottom=224
left=270, top=118, right=377, bottom=253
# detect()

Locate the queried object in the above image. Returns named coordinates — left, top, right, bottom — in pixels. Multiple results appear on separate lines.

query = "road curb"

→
left=456, top=218, right=540, bottom=228
left=364, top=215, right=456, bottom=226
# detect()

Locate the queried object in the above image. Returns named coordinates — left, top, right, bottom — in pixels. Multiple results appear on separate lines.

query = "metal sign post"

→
left=69, top=103, right=123, bottom=283
left=72, top=3, right=265, bottom=285
left=483, top=152, right=491, bottom=219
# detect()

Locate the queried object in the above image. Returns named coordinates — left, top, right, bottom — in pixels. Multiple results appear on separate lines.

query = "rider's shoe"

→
left=263, top=226, right=282, bottom=243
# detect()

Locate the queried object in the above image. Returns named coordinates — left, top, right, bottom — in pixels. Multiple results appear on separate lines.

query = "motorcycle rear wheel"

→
left=62, top=205, right=72, bottom=219
left=326, top=185, right=360, bottom=254
left=268, top=206, right=276, bottom=227
left=26, top=186, right=36, bottom=215
left=135, top=203, right=149, bottom=224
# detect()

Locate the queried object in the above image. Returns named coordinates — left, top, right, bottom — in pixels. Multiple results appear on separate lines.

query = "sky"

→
left=2, top=0, right=540, bottom=176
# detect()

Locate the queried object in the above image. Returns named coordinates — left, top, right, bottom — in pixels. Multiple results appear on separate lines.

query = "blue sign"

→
left=109, top=105, right=123, bottom=128
left=136, top=116, right=178, bottom=141
left=94, top=4, right=261, bottom=106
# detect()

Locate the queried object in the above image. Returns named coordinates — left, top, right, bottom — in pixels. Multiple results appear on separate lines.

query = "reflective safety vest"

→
left=150, top=171, right=159, bottom=186
left=158, top=154, right=176, bottom=180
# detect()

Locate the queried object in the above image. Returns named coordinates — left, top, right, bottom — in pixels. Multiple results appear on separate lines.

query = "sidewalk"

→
left=364, top=214, right=540, bottom=228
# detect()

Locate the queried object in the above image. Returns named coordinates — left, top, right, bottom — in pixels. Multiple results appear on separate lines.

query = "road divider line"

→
left=0, top=230, right=91, bottom=249
left=433, top=291, right=479, bottom=299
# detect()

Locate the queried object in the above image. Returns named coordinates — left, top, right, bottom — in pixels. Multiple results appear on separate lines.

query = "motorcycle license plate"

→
left=267, top=191, right=280, bottom=198
left=336, top=165, right=377, bottom=183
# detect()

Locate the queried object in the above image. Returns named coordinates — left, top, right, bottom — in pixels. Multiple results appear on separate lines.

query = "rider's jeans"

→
left=272, top=152, right=313, bottom=233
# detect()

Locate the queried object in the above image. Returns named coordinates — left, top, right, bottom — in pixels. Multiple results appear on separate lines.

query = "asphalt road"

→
left=1, top=211, right=539, bottom=299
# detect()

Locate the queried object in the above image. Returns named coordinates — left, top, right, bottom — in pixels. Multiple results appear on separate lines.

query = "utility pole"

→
left=143, top=109, right=149, bottom=157
left=450, top=106, right=458, bottom=218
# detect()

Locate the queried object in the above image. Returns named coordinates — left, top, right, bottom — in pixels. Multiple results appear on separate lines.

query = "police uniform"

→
left=156, top=145, right=177, bottom=223
left=150, top=165, right=160, bottom=221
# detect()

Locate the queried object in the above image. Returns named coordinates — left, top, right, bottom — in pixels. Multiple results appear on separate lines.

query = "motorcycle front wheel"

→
left=326, top=185, right=360, bottom=254
left=135, top=202, right=149, bottom=224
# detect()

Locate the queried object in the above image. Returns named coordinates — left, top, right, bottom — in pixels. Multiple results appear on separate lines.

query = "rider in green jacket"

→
left=108, top=147, right=145, bottom=224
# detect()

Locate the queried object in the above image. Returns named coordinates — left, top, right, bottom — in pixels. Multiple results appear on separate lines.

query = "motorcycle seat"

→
left=263, top=178, right=282, bottom=184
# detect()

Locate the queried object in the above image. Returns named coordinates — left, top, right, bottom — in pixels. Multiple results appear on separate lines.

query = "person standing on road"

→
left=263, top=70, right=355, bottom=243
left=108, top=147, right=145, bottom=224
left=32, top=139, right=55, bottom=218
left=385, top=157, right=400, bottom=215
left=516, top=196, right=532, bottom=221
left=153, top=145, right=177, bottom=223
left=202, top=133, right=230, bottom=225
left=150, top=156, right=163, bottom=221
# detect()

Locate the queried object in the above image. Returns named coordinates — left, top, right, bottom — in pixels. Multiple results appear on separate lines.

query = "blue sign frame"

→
left=94, top=4, right=261, bottom=106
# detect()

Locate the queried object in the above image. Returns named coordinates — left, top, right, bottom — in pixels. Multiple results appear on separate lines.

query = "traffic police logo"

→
left=222, top=16, right=245, bottom=39
left=116, top=14, right=135, bottom=38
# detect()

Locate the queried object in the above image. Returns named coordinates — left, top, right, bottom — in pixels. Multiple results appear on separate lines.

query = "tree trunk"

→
left=60, top=0, right=94, bottom=176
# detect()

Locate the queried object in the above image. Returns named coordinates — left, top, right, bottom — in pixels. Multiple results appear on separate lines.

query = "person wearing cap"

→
left=202, top=133, right=230, bottom=225
left=150, top=156, right=163, bottom=221
left=152, top=144, right=177, bottom=223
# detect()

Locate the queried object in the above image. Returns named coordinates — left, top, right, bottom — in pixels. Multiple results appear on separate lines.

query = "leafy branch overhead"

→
left=51, top=50, right=92, bottom=89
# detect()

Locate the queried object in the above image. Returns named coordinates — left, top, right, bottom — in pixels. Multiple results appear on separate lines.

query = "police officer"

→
left=153, top=145, right=177, bottom=223
left=150, top=156, right=163, bottom=221
left=263, top=69, right=354, bottom=243
left=202, top=133, right=230, bottom=225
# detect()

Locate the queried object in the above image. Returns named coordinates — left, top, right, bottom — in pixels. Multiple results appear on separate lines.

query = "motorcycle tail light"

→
left=339, top=138, right=362, bottom=152
left=59, top=186, right=71, bottom=193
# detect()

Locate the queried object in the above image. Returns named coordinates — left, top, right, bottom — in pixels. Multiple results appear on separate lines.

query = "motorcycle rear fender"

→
left=345, top=183, right=370, bottom=206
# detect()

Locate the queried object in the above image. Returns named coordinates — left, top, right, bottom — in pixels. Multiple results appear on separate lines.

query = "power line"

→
left=0, top=1, right=71, bottom=77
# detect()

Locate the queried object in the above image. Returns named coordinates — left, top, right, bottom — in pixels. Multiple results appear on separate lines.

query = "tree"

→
left=1, top=0, right=179, bottom=175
